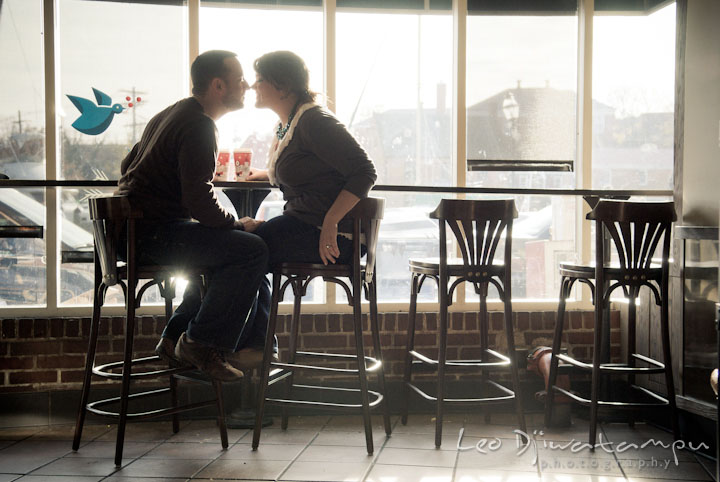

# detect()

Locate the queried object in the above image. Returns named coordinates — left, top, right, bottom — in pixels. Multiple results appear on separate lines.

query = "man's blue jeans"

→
left=137, top=220, right=268, bottom=352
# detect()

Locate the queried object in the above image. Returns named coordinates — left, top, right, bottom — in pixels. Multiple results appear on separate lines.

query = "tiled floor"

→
left=0, top=412, right=715, bottom=481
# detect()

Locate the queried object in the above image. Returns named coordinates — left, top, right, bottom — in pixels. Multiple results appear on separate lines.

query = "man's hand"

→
left=234, top=217, right=264, bottom=233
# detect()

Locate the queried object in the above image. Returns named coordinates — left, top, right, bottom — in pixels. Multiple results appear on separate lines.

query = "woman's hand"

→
left=319, top=220, right=340, bottom=265
left=246, top=168, right=269, bottom=181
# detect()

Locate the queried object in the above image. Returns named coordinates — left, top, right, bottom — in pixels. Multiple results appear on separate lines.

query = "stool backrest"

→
left=430, top=199, right=518, bottom=268
left=587, top=200, right=676, bottom=271
left=88, top=195, right=142, bottom=287
left=345, top=197, right=384, bottom=283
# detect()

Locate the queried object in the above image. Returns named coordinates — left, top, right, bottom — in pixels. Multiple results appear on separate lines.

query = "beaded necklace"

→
left=275, top=100, right=303, bottom=140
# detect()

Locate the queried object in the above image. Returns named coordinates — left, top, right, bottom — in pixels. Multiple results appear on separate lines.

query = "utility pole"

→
left=14, top=110, right=23, bottom=134
left=120, top=87, right=147, bottom=144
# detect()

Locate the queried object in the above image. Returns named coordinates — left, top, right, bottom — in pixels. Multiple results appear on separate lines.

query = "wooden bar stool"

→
left=545, top=199, right=680, bottom=446
left=400, top=198, right=526, bottom=447
left=252, top=197, right=392, bottom=455
left=72, top=195, right=228, bottom=466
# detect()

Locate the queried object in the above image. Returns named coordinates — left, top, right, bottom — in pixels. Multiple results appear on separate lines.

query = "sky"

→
left=0, top=0, right=675, bottom=149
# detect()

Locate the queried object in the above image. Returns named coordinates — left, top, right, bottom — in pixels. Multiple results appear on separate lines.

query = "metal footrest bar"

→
left=409, top=349, right=510, bottom=368
left=266, top=383, right=384, bottom=410
left=271, top=350, right=381, bottom=373
left=406, top=379, right=516, bottom=404
left=93, top=355, right=194, bottom=379
left=552, top=385, right=669, bottom=408
left=86, top=387, right=217, bottom=420
left=555, top=353, right=666, bottom=374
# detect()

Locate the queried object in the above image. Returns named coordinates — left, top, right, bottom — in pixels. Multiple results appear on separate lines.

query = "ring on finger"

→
left=325, top=244, right=332, bottom=249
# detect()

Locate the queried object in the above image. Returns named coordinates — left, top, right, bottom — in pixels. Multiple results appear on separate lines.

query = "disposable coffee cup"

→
left=233, top=148, right=252, bottom=181
left=215, top=149, right=231, bottom=181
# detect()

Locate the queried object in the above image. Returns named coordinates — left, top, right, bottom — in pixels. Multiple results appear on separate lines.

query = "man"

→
left=116, top=50, right=267, bottom=381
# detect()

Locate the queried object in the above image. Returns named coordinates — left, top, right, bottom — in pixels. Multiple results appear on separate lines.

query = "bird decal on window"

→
left=66, top=88, right=135, bottom=135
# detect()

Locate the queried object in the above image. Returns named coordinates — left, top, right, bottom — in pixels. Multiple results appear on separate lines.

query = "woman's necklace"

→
left=275, top=101, right=303, bottom=140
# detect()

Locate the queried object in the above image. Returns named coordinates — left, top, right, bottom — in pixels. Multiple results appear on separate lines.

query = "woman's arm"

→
left=320, top=189, right=360, bottom=265
left=246, top=168, right=269, bottom=181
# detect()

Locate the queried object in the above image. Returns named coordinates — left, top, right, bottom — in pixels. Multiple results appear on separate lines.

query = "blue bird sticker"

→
left=66, top=88, right=141, bottom=135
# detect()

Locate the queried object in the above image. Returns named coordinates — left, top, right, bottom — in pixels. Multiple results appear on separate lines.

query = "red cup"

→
left=215, top=149, right=230, bottom=181
left=233, top=148, right=252, bottom=181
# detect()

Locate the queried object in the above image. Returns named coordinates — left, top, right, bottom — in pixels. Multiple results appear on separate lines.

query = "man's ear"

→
left=211, top=77, right=225, bottom=94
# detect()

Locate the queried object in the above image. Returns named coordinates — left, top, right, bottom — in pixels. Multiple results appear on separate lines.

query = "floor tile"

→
left=0, top=475, right=19, bottom=482
left=366, top=464, right=453, bottom=482
left=284, top=415, right=332, bottom=428
left=384, top=432, right=459, bottom=451
left=251, top=428, right=319, bottom=445
left=280, top=460, right=370, bottom=481
left=195, top=458, right=290, bottom=480
left=538, top=456, right=624, bottom=477
left=0, top=427, right=43, bottom=441
left=95, top=421, right=187, bottom=443
left=111, top=458, right=209, bottom=478
left=0, top=441, right=72, bottom=474
left=28, top=424, right=109, bottom=442
left=540, top=475, right=627, bottom=482
left=141, top=441, right=225, bottom=460
left=375, top=448, right=457, bottom=468
left=103, top=477, right=187, bottom=482
left=322, top=415, right=393, bottom=433
left=66, top=441, right=159, bottom=459
left=165, top=419, right=247, bottom=444
left=454, top=469, right=542, bottom=481
left=311, top=429, right=388, bottom=448
left=30, top=457, right=119, bottom=477
left=393, top=413, right=465, bottom=435
left=220, top=443, right=304, bottom=461
left=16, top=476, right=102, bottom=481
left=619, top=458, right=713, bottom=480
left=461, top=423, right=527, bottom=441
left=296, top=444, right=374, bottom=463
left=456, top=436, right=538, bottom=472
left=0, top=441, right=15, bottom=450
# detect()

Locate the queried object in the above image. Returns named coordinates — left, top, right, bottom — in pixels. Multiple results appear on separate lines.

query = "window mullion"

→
left=324, top=0, right=338, bottom=308
left=44, top=0, right=58, bottom=311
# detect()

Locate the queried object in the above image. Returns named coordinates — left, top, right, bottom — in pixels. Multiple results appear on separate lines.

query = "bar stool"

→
left=545, top=199, right=679, bottom=446
left=72, top=195, right=228, bottom=466
left=252, top=197, right=391, bottom=455
left=400, top=198, right=526, bottom=447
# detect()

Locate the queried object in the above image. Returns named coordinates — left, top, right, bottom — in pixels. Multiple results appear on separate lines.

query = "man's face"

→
left=220, top=57, right=249, bottom=111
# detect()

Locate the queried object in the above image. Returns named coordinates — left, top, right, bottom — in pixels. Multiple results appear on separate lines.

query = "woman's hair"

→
left=254, top=51, right=317, bottom=104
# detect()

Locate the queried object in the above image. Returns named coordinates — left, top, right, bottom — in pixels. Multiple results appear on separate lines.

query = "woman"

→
left=248, top=50, right=377, bottom=267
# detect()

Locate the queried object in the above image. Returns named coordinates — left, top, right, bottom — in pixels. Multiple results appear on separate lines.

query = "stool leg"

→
left=351, top=278, right=374, bottom=455
left=115, top=277, right=137, bottom=466
left=368, top=278, right=392, bottom=436
left=162, top=279, right=181, bottom=434
left=503, top=280, right=526, bottom=441
left=212, top=379, right=229, bottom=449
left=281, top=277, right=303, bottom=431
left=659, top=280, right=679, bottom=439
left=589, top=293, right=604, bottom=448
left=435, top=278, right=448, bottom=448
left=401, top=272, right=421, bottom=425
left=545, top=276, right=572, bottom=428
left=72, top=280, right=105, bottom=451
left=479, top=283, right=490, bottom=424
left=253, top=273, right=282, bottom=450
left=627, top=287, right=638, bottom=428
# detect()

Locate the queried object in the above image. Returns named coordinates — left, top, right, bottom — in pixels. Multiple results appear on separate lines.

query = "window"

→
left=592, top=3, right=676, bottom=190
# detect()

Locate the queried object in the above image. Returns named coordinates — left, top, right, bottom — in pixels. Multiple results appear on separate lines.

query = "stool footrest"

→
left=410, top=349, right=510, bottom=368
left=86, top=387, right=217, bottom=421
left=271, top=350, right=381, bottom=374
left=552, top=384, right=669, bottom=408
left=555, top=353, right=665, bottom=374
left=266, top=383, right=384, bottom=410
left=406, top=379, right=515, bottom=404
left=93, top=355, right=195, bottom=380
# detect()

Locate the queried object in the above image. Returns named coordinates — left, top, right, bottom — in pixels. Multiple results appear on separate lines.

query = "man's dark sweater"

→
left=116, top=97, right=235, bottom=228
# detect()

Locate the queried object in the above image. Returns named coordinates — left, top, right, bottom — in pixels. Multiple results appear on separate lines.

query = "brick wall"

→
left=0, top=310, right=620, bottom=393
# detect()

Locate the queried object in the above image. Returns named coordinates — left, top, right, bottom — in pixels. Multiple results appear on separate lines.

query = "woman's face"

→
left=252, top=73, right=284, bottom=109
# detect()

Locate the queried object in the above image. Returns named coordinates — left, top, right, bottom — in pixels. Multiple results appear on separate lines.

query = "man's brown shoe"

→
left=174, top=333, right=243, bottom=382
left=155, top=337, right=180, bottom=365
left=226, top=347, right=278, bottom=370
